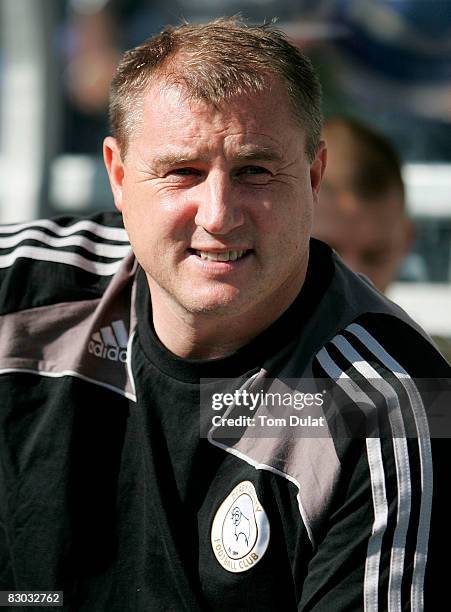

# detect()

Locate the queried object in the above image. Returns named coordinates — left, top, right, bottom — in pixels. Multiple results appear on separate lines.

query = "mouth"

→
left=187, top=248, right=251, bottom=262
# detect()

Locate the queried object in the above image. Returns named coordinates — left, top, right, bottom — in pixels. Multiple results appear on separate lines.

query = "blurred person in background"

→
left=313, top=116, right=413, bottom=293
left=313, top=116, right=451, bottom=363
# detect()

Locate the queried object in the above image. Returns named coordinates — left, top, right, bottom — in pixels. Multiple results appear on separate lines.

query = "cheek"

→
left=255, top=186, right=312, bottom=226
left=279, top=199, right=313, bottom=238
left=123, top=194, right=199, bottom=257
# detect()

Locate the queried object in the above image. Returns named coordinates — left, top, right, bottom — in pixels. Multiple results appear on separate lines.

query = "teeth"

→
left=196, top=250, right=246, bottom=262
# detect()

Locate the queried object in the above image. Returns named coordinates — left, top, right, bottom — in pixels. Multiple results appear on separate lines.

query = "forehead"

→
left=129, top=80, right=305, bottom=157
left=322, top=124, right=356, bottom=181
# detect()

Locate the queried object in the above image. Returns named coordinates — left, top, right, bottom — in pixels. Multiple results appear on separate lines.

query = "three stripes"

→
left=316, top=323, right=431, bottom=612
left=0, top=218, right=130, bottom=275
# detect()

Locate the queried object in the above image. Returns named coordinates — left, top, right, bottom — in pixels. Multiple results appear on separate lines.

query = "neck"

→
left=145, top=259, right=309, bottom=360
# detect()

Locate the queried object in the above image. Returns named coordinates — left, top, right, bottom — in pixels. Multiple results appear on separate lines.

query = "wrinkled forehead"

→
left=128, top=79, right=307, bottom=157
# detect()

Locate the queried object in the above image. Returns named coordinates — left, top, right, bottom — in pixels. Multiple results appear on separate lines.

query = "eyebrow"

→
left=152, top=146, right=283, bottom=170
left=233, top=148, right=283, bottom=163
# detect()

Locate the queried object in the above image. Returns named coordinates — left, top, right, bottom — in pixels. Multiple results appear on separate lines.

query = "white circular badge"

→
left=211, top=480, right=270, bottom=573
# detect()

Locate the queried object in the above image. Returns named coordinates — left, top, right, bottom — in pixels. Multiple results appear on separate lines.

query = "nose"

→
left=194, top=172, right=244, bottom=235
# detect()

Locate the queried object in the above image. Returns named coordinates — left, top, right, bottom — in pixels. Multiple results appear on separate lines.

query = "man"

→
left=313, top=116, right=412, bottom=293
left=0, top=17, right=449, bottom=611
left=313, top=117, right=451, bottom=363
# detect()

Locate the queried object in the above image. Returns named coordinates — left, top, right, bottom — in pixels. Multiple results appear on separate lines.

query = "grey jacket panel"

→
left=0, top=253, right=138, bottom=399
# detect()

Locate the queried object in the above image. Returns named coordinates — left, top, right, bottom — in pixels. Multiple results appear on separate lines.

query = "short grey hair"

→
left=109, top=16, right=323, bottom=161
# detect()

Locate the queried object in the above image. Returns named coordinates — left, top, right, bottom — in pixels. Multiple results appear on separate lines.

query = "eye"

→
left=164, top=167, right=202, bottom=184
left=239, top=166, right=269, bottom=175
left=361, top=251, right=390, bottom=266
left=235, top=165, right=272, bottom=183
left=170, top=167, right=200, bottom=176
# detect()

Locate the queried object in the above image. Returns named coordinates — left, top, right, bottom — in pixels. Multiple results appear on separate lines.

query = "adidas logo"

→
left=88, top=320, right=128, bottom=363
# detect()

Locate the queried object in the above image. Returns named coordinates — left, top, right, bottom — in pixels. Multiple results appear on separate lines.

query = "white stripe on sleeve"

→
left=346, top=323, right=432, bottom=612
left=316, top=346, right=388, bottom=612
left=0, top=218, right=129, bottom=241
left=331, top=335, right=411, bottom=612
left=0, top=228, right=130, bottom=258
left=0, top=245, right=126, bottom=275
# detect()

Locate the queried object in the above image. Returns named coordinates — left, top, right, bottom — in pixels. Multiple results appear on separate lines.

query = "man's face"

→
left=104, top=80, right=325, bottom=322
left=312, top=124, right=411, bottom=292
left=313, top=182, right=410, bottom=292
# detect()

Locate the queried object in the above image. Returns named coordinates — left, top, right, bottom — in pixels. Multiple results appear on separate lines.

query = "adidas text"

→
left=88, top=320, right=129, bottom=363
left=88, top=341, right=127, bottom=362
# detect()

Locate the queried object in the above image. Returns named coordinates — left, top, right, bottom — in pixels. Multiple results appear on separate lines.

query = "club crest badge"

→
left=211, top=480, right=270, bottom=573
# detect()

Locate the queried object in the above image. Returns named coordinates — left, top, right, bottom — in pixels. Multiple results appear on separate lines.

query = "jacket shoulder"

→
left=0, top=211, right=130, bottom=315
left=313, top=311, right=450, bottom=380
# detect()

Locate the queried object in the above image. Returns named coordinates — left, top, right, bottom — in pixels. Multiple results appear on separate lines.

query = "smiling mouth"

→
left=188, top=249, right=250, bottom=262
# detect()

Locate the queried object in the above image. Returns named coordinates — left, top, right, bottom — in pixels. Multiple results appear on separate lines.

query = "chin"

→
left=181, top=289, right=246, bottom=316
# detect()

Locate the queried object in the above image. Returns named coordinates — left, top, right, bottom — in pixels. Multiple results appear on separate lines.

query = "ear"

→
left=103, top=136, right=125, bottom=212
left=310, top=140, right=327, bottom=204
